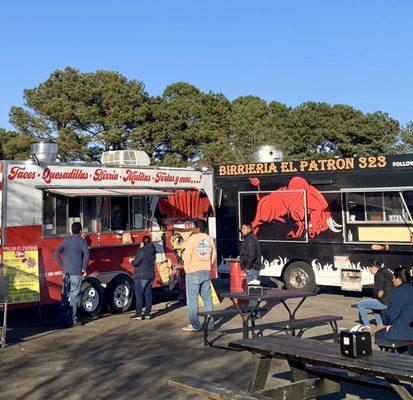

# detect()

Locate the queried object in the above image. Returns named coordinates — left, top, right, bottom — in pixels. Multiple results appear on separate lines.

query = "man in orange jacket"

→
left=182, top=219, right=216, bottom=332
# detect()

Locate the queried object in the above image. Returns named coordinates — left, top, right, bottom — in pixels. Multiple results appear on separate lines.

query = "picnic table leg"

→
left=387, top=379, right=413, bottom=400
left=329, top=321, right=339, bottom=343
left=248, top=355, right=272, bottom=393
left=231, top=299, right=261, bottom=339
left=280, top=297, right=307, bottom=320
left=203, top=316, right=210, bottom=347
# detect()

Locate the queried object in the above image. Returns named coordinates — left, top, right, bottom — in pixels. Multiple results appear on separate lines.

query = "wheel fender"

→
left=83, top=276, right=103, bottom=288
left=106, top=273, right=134, bottom=288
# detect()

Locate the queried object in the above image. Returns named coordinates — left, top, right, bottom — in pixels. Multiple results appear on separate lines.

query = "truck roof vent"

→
left=101, top=150, right=150, bottom=167
left=252, top=145, right=284, bottom=163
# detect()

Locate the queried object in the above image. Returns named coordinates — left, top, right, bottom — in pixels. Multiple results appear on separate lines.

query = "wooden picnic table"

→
left=229, top=334, right=413, bottom=400
left=221, top=289, right=316, bottom=339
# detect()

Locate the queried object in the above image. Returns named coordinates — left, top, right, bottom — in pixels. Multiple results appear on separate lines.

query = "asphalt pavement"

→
left=0, top=282, right=402, bottom=400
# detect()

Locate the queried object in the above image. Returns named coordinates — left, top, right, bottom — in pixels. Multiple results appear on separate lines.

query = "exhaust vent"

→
left=30, top=142, right=58, bottom=163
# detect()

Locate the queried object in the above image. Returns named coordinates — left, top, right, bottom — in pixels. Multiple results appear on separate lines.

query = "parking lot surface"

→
left=0, top=287, right=401, bottom=400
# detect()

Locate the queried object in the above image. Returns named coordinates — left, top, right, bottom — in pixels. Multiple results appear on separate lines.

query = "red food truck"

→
left=0, top=144, right=215, bottom=316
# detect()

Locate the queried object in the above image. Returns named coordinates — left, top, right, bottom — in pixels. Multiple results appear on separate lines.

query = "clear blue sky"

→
left=1, top=1, right=412, bottom=130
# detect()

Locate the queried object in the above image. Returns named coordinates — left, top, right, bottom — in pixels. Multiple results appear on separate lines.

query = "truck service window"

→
left=111, top=197, right=128, bottom=231
left=130, top=196, right=148, bottom=230
left=83, top=197, right=97, bottom=233
left=43, top=193, right=55, bottom=236
left=55, top=195, right=68, bottom=235
left=43, top=193, right=149, bottom=236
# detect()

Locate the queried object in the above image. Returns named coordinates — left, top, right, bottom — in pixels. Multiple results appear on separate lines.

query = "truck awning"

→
left=44, top=188, right=170, bottom=197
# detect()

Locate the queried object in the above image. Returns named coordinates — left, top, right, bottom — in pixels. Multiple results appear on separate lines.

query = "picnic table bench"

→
left=198, top=307, right=266, bottom=347
left=255, top=315, right=343, bottom=342
left=170, top=335, right=413, bottom=400
left=216, top=289, right=340, bottom=342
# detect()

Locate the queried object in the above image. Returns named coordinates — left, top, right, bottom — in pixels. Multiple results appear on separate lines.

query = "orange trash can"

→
left=228, top=258, right=247, bottom=304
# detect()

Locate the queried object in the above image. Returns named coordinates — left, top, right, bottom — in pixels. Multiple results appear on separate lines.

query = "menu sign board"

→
left=2, top=246, right=40, bottom=304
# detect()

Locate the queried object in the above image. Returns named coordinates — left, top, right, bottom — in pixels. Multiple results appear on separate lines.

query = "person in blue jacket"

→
left=384, top=267, right=413, bottom=342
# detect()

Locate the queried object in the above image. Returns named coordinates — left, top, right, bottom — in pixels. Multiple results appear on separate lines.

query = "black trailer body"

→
left=215, top=154, right=413, bottom=292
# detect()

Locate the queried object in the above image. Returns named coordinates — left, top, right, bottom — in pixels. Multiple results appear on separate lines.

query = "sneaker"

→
left=144, top=315, right=151, bottom=320
left=182, top=324, right=201, bottom=332
left=130, top=315, right=143, bottom=321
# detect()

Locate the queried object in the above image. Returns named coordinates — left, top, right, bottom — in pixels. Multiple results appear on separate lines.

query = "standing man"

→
left=357, top=259, right=393, bottom=328
left=182, top=219, right=216, bottom=332
left=240, top=222, right=262, bottom=306
left=130, top=236, right=156, bottom=320
left=55, top=222, right=89, bottom=327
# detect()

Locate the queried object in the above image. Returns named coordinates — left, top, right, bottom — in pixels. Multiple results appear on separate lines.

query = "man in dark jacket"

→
left=55, top=222, right=89, bottom=327
left=357, top=259, right=393, bottom=327
left=239, top=222, right=262, bottom=306
left=130, top=236, right=156, bottom=320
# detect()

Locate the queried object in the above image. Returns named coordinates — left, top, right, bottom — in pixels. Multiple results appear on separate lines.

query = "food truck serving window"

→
left=343, top=189, right=413, bottom=244
left=42, top=192, right=149, bottom=236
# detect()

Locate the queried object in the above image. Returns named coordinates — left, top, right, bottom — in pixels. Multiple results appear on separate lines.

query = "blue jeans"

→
left=134, top=279, right=153, bottom=316
left=246, top=269, right=260, bottom=308
left=357, top=298, right=387, bottom=326
left=186, top=270, right=214, bottom=330
left=60, top=274, right=82, bottom=325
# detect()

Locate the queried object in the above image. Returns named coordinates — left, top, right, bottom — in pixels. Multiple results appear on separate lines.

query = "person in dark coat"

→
left=384, top=267, right=413, bottom=341
left=239, top=222, right=262, bottom=307
left=130, top=236, right=156, bottom=320
left=357, top=259, right=393, bottom=327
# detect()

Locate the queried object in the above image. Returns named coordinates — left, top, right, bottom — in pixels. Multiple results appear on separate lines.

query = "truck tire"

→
left=107, top=276, right=134, bottom=313
left=79, top=279, right=104, bottom=316
left=283, top=262, right=317, bottom=292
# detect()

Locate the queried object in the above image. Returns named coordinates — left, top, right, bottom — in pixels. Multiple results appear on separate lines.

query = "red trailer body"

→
left=0, top=159, right=215, bottom=315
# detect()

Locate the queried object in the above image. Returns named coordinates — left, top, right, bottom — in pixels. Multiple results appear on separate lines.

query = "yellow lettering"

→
left=326, top=159, right=337, bottom=171
left=289, top=161, right=298, bottom=172
left=377, top=155, right=387, bottom=167
left=256, top=163, right=264, bottom=174
left=219, top=166, right=227, bottom=176
left=229, top=165, right=237, bottom=175
left=300, top=160, right=308, bottom=171
left=237, top=165, right=245, bottom=175
left=308, top=160, right=319, bottom=171
left=336, top=159, right=346, bottom=170
left=318, top=159, right=328, bottom=171
left=268, top=163, right=277, bottom=173
left=345, top=158, right=355, bottom=169
left=281, top=162, right=289, bottom=172
left=359, top=157, right=367, bottom=168
left=368, top=156, right=377, bottom=168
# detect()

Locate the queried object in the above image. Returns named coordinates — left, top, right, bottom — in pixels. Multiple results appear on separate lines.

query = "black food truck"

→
left=215, top=154, right=413, bottom=292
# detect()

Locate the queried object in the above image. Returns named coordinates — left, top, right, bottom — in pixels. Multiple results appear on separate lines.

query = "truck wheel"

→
left=107, top=276, right=134, bottom=313
left=284, top=262, right=317, bottom=292
left=79, top=279, right=104, bottom=316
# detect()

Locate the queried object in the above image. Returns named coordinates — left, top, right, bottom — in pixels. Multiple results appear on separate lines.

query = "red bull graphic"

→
left=249, top=177, right=342, bottom=238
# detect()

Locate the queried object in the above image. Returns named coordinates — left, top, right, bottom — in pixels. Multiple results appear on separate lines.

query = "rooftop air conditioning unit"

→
left=101, top=150, right=151, bottom=167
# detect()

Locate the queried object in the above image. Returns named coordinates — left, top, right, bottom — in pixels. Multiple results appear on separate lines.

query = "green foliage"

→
left=0, top=129, right=36, bottom=160
left=396, top=122, right=413, bottom=153
left=283, top=103, right=400, bottom=159
left=3, top=66, right=406, bottom=165
left=9, top=67, right=149, bottom=161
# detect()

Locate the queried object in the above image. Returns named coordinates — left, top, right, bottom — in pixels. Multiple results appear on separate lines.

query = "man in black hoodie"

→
left=130, top=236, right=156, bottom=320
left=239, top=222, right=262, bottom=307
